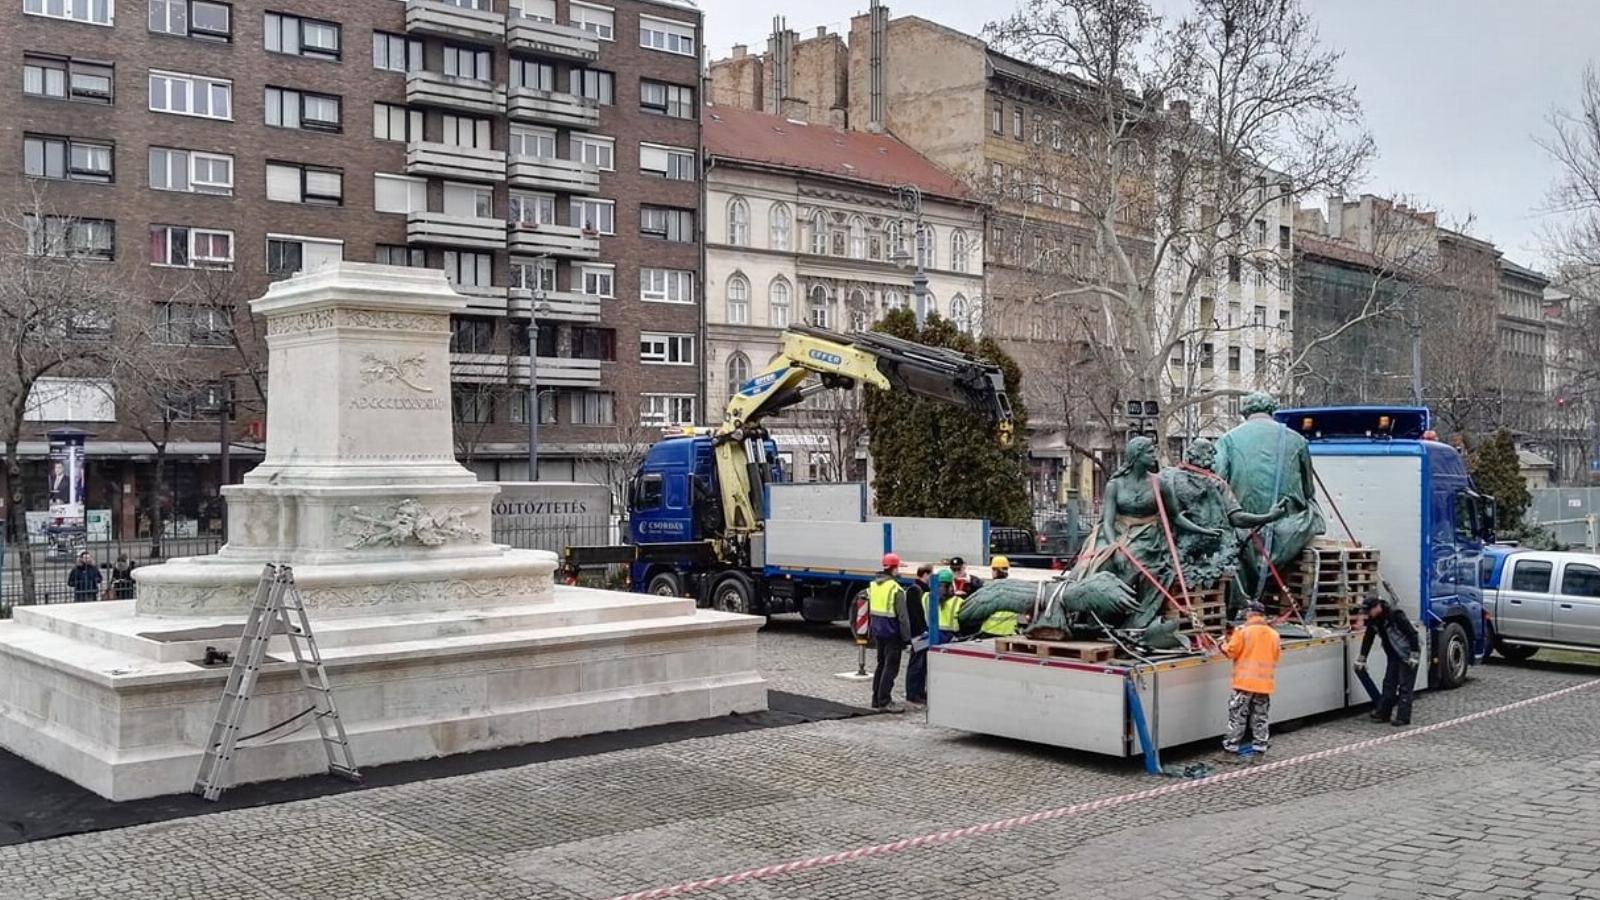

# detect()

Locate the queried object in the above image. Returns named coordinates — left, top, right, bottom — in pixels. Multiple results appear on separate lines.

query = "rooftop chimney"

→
left=732, top=44, right=747, bottom=59
left=816, top=26, right=827, bottom=38
left=1326, top=194, right=1345, bottom=240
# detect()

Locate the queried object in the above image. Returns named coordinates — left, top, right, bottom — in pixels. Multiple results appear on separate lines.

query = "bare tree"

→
left=983, top=0, right=1374, bottom=452
left=1542, top=65, right=1600, bottom=279
left=0, top=191, right=143, bottom=600
left=594, top=399, right=659, bottom=514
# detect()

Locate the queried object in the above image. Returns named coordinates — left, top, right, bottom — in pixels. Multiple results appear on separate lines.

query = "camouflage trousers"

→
left=1223, top=689, right=1271, bottom=752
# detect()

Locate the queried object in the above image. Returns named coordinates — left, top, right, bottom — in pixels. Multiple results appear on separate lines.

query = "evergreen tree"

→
left=1469, top=429, right=1531, bottom=532
left=863, top=309, right=1032, bottom=527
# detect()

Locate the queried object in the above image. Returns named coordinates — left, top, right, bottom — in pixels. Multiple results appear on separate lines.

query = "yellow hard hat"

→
left=990, top=555, right=1010, bottom=570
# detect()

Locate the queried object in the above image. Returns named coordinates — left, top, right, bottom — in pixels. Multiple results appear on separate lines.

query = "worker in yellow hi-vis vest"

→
left=867, top=553, right=910, bottom=713
left=921, top=569, right=960, bottom=643
left=977, top=556, right=1021, bottom=637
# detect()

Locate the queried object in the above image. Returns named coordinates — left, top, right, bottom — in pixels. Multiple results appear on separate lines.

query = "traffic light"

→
left=1126, top=399, right=1160, bottom=439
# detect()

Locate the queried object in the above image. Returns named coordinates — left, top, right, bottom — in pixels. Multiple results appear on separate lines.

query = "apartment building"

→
left=3, top=0, right=703, bottom=537
left=1499, top=260, right=1551, bottom=437
left=702, top=103, right=984, bottom=481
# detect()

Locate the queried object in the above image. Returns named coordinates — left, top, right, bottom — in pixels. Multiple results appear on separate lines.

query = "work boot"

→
left=880, top=702, right=906, bottom=714
left=1368, top=709, right=1389, bottom=722
left=1390, top=717, right=1410, bottom=727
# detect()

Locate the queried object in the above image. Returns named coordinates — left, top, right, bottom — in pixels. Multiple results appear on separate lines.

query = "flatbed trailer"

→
left=927, top=633, right=1374, bottom=758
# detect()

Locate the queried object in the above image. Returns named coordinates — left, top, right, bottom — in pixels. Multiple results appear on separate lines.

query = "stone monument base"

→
left=0, top=569, right=764, bottom=801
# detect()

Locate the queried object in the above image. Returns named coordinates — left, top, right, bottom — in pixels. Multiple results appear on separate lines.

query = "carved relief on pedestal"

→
left=336, top=498, right=483, bottom=550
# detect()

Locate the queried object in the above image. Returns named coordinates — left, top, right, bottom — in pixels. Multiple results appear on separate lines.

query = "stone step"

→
left=9, top=586, right=698, bottom=663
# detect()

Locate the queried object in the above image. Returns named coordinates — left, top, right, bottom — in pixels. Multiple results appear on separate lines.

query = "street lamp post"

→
left=889, top=184, right=928, bottom=327
left=526, top=288, right=551, bottom=482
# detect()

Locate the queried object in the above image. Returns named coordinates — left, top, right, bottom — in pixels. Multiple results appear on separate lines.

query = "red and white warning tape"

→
left=607, top=678, right=1600, bottom=900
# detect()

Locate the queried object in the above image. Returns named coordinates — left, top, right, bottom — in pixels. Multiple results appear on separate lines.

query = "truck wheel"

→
left=646, top=571, right=684, bottom=597
left=1494, top=638, right=1539, bottom=663
left=711, top=573, right=754, bottom=615
left=1437, top=621, right=1470, bottom=689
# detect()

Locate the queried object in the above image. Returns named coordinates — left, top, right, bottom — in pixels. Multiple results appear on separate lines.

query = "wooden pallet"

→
left=994, top=637, right=1116, bottom=662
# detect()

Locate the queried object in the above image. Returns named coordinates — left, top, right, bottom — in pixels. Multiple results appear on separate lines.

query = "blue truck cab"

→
left=1277, top=406, right=1492, bottom=687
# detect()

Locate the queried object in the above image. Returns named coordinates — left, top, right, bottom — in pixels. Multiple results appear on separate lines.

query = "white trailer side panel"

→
left=765, top=483, right=867, bottom=522
left=872, top=516, right=988, bottom=564
left=763, top=519, right=888, bottom=572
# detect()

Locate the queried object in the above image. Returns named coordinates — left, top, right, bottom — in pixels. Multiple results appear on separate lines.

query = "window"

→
left=569, top=2, right=614, bottom=40
left=510, top=58, right=555, bottom=91
left=640, top=206, right=695, bottom=242
left=640, top=80, right=694, bottom=119
left=374, top=174, right=427, bottom=214
left=439, top=251, right=491, bottom=289
left=510, top=127, right=557, bottom=159
left=148, top=225, right=233, bottom=268
left=1562, top=564, right=1600, bottom=599
left=450, top=317, right=496, bottom=354
left=569, top=67, right=614, bottom=105
left=25, top=215, right=115, bottom=260
left=155, top=382, right=228, bottom=421
left=1253, top=305, right=1266, bottom=326
left=640, top=333, right=694, bottom=365
left=572, top=390, right=615, bottom=426
left=510, top=257, right=557, bottom=292
left=1511, top=560, right=1554, bottom=593
left=641, top=268, right=694, bottom=304
left=150, top=1, right=231, bottom=41
left=726, top=273, right=750, bottom=324
left=1227, top=346, right=1241, bottom=372
left=24, top=0, right=113, bottom=25
left=24, top=135, right=113, bottom=183
left=266, top=163, right=343, bottom=206
left=1227, top=255, right=1241, bottom=283
left=149, top=70, right=231, bottom=119
left=264, top=12, right=340, bottom=60
left=915, top=224, right=936, bottom=269
left=438, top=113, right=490, bottom=149
left=1013, top=107, right=1024, bottom=140
left=769, top=203, right=792, bottom=250
left=809, top=285, right=832, bottom=328
left=372, top=103, right=424, bottom=142
left=569, top=326, right=616, bottom=361
left=809, top=210, right=829, bottom=255
left=443, top=182, right=492, bottom=218
left=1279, top=225, right=1292, bottom=250
left=513, top=0, right=557, bottom=21
left=508, top=388, right=557, bottom=426
left=265, top=87, right=341, bottom=132
left=154, top=303, right=233, bottom=347
left=443, top=45, right=492, bottom=81
left=846, top=216, right=867, bottom=259
left=1253, top=348, right=1267, bottom=377
left=572, top=134, right=615, bottom=170
left=376, top=244, right=426, bottom=268
left=452, top=387, right=495, bottom=424
left=25, top=55, right=114, bottom=103
left=770, top=278, right=792, bottom=327
left=149, top=147, right=232, bottom=194
left=950, top=230, right=970, bottom=273
left=571, top=198, right=615, bottom=235
left=641, top=395, right=695, bottom=427
left=640, top=15, right=695, bottom=55
left=578, top=264, right=615, bottom=298
left=950, top=295, right=971, bottom=333
left=372, top=31, right=421, bottom=72
left=991, top=101, right=1002, bottom=135
left=265, top=234, right=341, bottom=277
left=509, top=191, right=557, bottom=225
left=1200, top=343, right=1215, bottom=369
left=640, top=143, right=697, bottom=181
left=726, top=353, right=751, bottom=400
left=726, top=197, right=751, bottom=245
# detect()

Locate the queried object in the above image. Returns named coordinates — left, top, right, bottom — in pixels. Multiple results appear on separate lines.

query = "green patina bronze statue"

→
left=1213, top=392, right=1326, bottom=598
left=1163, top=437, right=1292, bottom=602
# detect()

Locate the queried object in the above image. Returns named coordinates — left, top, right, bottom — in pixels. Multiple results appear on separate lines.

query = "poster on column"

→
left=46, top=432, right=87, bottom=559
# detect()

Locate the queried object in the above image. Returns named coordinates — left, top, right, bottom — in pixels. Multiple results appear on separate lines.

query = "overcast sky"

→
left=701, top=0, right=1600, bottom=270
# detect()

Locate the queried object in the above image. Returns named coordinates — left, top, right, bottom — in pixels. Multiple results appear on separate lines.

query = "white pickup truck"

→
left=1482, top=547, right=1600, bottom=659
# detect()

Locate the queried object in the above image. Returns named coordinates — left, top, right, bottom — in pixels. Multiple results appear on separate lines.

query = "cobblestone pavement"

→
left=5, top=622, right=1600, bottom=900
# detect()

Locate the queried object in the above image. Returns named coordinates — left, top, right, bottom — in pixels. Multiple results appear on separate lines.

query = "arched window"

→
left=810, top=210, right=829, bottom=255
left=726, top=272, right=750, bottom=325
left=808, top=284, right=832, bottom=329
left=769, top=277, right=791, bottom=328
left=915, top=224, right=936, bottom=269
left=950, top=294, right=971, bottom=333
left=883, top=289, right=903, bottom=312
left=848, top=288, right=869, bottom=332
left=726, top=352, right=751, bottom=403
left=848, top=216, right=867, bottom=259
left=769, top=202, right=792, bottom=250
left=950, top=230, right=969, bottom=273
left=922, top=290, right=937, bottom=319
left=727, top=196, right=750, bottom=246
left=886, top=220, right=905, bottom=259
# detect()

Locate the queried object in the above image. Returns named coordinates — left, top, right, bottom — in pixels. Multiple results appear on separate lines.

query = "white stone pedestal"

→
left=0, top=264, right=766, bottom=800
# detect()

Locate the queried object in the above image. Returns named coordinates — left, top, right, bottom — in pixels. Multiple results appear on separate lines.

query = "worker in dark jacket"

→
left=867, top=553, right=911, bottom=713
left=904, top=565, right=933, bottom=705
left=1356, top=595, right=1422, bottom=726
left=67, top=552, right=103, bottom=603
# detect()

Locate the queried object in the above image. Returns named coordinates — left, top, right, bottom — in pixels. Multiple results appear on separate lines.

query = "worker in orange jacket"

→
left=1220, top=600, right=1281, bottom=760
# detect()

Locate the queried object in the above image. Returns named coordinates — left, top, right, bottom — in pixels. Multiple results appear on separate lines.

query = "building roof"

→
left=702, top=105, right=972, bottom=202
left=1296, top=233, right=1387, bottom=270
left=1500, top=258, right=1550, bottom=286
left=1519, top=448, right=1555, bottom=470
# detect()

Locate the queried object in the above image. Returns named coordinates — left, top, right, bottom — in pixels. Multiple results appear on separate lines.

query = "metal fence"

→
left=1528, top=488, right=1600, bottom=549
left=0, top=536, right=224, bottom=618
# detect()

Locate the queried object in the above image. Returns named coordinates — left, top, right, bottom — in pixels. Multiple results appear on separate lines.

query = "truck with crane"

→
left=561, top=324, right=1016, bottom=620
left=928, top=406, right=1493, bottom=761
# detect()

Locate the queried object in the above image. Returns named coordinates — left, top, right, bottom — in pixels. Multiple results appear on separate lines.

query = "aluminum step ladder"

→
left=193, top=563, right=362, bottom=801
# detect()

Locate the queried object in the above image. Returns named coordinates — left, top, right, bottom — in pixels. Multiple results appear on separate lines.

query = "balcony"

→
left=509, top=288, right=601, bottom=323
left=406, top=0, right=504, bottom=44
left=453, top=284, right=510, bottom=316
left=505, top=86, right=599, bottom=128
left=407, top=141, right=507, bottom=183
left=451, top=353, right=602, bottom=388
left=507, top=222, right=600, bottom=259
left=506, top=16, right=600, bottom=61
left=407, top=212, right=505, bottom=251
left=407, top=70, right=505, bottom=115
left=507, top=155, right=599, bottom=194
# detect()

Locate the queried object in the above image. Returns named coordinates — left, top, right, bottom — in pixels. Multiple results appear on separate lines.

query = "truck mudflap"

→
left=926, top=635, right=1358, bottom=756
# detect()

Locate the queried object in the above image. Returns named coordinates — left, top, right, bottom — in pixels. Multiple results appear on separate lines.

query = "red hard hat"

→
left=881, top=552, right=901, bottom=570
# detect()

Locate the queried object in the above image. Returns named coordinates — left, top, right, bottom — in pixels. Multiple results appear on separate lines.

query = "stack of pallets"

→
left=1278, top=539, right=1379, bottom=628
left=1171, top=579, right=1229, bottom=640
left=993, top=636, right=1116, bottom=662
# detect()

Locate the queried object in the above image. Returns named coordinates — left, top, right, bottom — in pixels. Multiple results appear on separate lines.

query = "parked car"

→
left=1482, top=546, right=1600, bottom=661
left=989, top=526, right=1066, bottom=570
left=1036, top=514, right=1090, bottom=559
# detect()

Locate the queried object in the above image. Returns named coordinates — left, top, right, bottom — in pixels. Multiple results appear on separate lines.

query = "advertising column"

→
left=47, top=430, right=88, bottom=559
